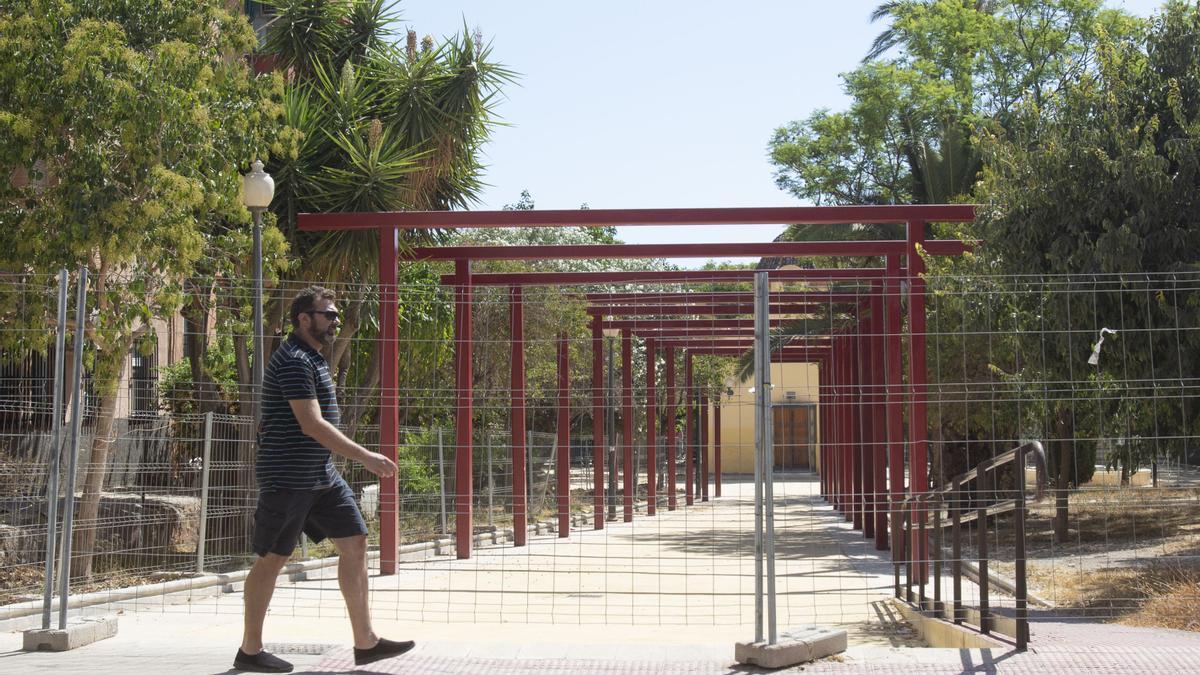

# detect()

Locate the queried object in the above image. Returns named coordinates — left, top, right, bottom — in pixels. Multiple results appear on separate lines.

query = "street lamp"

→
left=242, top=159, right=274, bottom=421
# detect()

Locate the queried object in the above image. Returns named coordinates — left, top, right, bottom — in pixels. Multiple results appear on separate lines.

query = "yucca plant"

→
left=261, top=0, right=514, bottom=427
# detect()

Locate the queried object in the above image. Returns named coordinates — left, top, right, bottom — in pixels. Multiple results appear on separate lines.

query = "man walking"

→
left=234, top=286, right=414, bottom=673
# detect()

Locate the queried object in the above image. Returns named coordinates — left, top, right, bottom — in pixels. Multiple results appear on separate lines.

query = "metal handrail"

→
left=893, top=440, right=1047, bottom=651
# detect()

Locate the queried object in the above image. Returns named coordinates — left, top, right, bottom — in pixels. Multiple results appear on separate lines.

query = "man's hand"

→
left=361, top=451, right=397, bottom=478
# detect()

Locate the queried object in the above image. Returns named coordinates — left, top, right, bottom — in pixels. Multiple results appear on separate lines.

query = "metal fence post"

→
left=57, top=266, right=88, bottom=630
left=978, top=462, right=990, bottom=635
left=196, top=412, right=214, bottom=574
left=486, top=431, right=494, bottom=528
left=1015, top=445, right=1029, bottom=650
left=437, top=428, right=447, bottom=535
left=527, top=430, right=534, bottom=519
left=40, top=269, right=69, bottom=629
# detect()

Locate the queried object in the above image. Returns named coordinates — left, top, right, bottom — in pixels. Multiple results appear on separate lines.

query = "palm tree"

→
left=864, top=0, right=1000, bottom=62
left=264, top=0, right=514, bottom=426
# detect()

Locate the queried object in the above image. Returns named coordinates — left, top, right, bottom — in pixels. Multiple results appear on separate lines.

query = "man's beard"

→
left=308, top=323, right=336, bottom=348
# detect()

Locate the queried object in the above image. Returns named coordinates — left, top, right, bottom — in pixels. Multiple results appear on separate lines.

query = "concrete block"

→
left=735, top=626, right=847, bottom=669
left=23, top=616, right=118, bottom=652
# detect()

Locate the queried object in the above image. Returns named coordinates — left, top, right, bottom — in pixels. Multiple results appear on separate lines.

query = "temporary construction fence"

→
left=2, top=261, right=1199, bottom=644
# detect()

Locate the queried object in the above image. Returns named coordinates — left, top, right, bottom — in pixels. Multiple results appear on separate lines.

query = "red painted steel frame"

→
left=851, top=329, right=864, bottom=532
left=908, top=222, right=930, bottom=578
left=411, top=239, right=969, bottom=261
left=700, top=396, right=709, bottom=502
left=607, top=318, right=792, bottom=330
left=442, top=269, right=888, bottom=286
left=591, top=317, right=605, bottom=530
left=713, top=405, right=722, bottom=498
left=379, top=227, right=398, bottom=574
left=454, top=260, right=473, bottom=559
left=293, top=204, right=975, bottom=566
left=299, top=204, right=975, bottom=230
left=685, top=351, right=695, bottom=507
left=622, top=330, right=635, bottom=522
left=844, top=333, right=854, bottom=516
left=557, top=334, right=571, bottom=538
left=511, top=287, right=527, bottom=546
left=587, top=291, right=879, bottom=304
left=590, top=303, right=833, bottom=316
left=665, top=346, right=678, bottom=511
left=885, top=255, right=906, bottom=564
left=645, top=338, right=657, bottom=516
left=870, top=285, right=889, bottom=550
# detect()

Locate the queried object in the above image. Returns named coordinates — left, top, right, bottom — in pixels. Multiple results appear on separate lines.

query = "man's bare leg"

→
left=241, top=552, right=290, bottom=654
left=331, top=534, right=377, bottom=649
left=331, top=535, right=415, bottom=665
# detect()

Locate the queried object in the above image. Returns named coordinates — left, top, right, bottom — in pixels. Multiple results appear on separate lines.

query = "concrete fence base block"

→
left=735, top=626, right=847, bottom=669
left=22, top=615, right=119, bottom=652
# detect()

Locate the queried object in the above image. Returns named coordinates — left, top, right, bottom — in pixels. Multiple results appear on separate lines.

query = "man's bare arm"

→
left=289, top=399, right=397, bottom=478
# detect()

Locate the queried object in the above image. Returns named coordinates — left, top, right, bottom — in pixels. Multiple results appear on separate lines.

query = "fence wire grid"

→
left=1, top=269, right=1198, bottom=643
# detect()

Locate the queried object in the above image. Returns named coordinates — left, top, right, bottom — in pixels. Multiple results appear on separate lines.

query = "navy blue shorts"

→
left=252, top=477, right=368, bottom=557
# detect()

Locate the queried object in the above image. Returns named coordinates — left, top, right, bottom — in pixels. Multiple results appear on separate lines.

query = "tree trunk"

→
left=181, top=283, right=225, bottom=414
left=1053, top=407, right=1074, bottom=544
left=71, top=334, right=133, bottom=579
left=346, top=340, right=381, bottom=441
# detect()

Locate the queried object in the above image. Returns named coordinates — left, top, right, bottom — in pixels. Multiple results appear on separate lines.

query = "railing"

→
left=894, top=440, right=1048, bottom=650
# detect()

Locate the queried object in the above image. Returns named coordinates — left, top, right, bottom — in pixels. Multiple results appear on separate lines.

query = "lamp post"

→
left=242, top=159, right=274, bottom=421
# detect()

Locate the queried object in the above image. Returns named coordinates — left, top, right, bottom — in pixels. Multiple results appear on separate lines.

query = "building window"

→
left=130, top=345, right=158, bottom=421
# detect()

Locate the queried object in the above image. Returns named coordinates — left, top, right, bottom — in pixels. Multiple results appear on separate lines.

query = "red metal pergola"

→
left=298, top=205, right=974, bottom=573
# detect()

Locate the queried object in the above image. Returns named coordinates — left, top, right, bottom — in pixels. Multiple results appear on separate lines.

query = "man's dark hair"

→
left=290, top=286, right=337, bottom=328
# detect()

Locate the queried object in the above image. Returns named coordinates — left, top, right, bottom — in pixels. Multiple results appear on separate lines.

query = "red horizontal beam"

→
left=603, top=318, right=792, bottom=330
left=587, top=290, right=880, bottom=304
left=679, top=347, right=830, bottom=359
left=589, top=303, right=847, bottom=317
left=658, top=336, right=831, bottom=344
left=411, top=239, right=969, bottom=261
left=441, top=269, right=889, bottom=286
left=299, top=204, right=976, bottom=231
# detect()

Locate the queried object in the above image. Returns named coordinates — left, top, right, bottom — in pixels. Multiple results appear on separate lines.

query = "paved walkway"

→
left=5, top=475, right=1200, bottom=673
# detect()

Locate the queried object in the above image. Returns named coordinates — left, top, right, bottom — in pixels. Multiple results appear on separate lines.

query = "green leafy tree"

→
left=256, top=1, right=513, bottom=434
left=0, top=0, right=284, bottom=577
left=977, top=0, right=1200, bottom=540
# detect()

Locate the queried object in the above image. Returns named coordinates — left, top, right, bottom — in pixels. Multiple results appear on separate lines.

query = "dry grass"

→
left=1024, top=561, right=1200, bottom=632
left=1124, top=580, right=1200, bottom=632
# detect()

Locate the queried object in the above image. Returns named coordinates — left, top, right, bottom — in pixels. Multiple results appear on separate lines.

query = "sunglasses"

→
left=305, top=309, right=340, bottom=322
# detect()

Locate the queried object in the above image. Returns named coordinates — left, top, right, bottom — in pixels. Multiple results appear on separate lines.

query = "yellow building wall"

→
left=707, top=362, right=821, bottom=474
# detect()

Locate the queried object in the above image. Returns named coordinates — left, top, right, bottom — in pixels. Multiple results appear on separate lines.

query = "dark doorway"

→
left=773, top=404, right=814, bottom=470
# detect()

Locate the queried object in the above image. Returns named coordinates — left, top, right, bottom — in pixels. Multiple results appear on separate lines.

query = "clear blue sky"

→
left=398, top=0, right=1166, bottom=262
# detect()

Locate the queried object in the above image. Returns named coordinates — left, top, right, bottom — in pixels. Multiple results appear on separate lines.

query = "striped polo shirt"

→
left=257, top=333, right=341, bottom=491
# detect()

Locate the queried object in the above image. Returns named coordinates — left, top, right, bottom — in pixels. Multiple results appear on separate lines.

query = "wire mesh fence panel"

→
left=2, top=271, right=1198, bottom=642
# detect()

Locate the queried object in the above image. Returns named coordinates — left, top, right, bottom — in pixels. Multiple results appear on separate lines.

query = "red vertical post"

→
left=818, top=359, right=829, bottom=501
left=841, top=336, right=853, bottom=523
left=453, top=259, right=474, bottom=559
left=700, top=395, right=709, bottom=502
left=858, top=305, right=874, bottom=540
left=591, top=317, right=605, bottom=530
left=665, top=346, right=678, bottom=510
left=850, top=329, right=864, bottom=531
left=828, top=347, right=839, bottom=509
left=378, top=227, right=398, bottom=574
left=622, top=329, right=634, bottom=522
left=886, top=255, right=907, bottom=564
left=713, top=403, right=722, bottom=498
left=871, top=285, right=889, bottom=550
left=557, top=333, right=570, bottom=537
left=684, top=351, right=695, bottom=507
left=645, top=337, right=657, bottom=516
left=908, top=221, right=929, bottom=578
left=510, top=287, right=527, bottom=546
left=820, top=355, right=831, bottom=501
